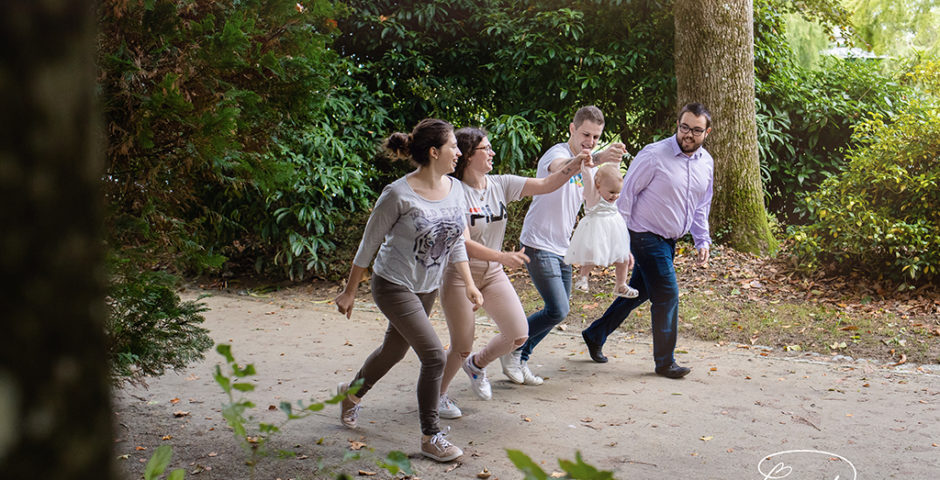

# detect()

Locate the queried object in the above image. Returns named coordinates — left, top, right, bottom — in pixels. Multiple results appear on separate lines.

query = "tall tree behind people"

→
left=0, top=0, right=115, bottom=478
left=674, top=0, right=777, bottom=254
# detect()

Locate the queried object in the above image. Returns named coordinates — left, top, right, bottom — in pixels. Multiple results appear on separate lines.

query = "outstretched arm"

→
left=466, top=238, right=529, bottom=268
left=521, top=150, right=593, bottom=197
left=593, top=142, right=627, bottom=165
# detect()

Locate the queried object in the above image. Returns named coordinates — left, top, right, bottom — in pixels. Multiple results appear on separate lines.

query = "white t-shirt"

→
left=353, top=176, right=468, bottom=293
left=519, top=142, right=593, bottom=256
left=458, top=174, right=527, bottom=251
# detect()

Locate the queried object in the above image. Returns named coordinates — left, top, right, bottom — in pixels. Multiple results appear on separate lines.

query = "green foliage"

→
left=847, top=0, right=940, bottom=58
left=784, top=13, right=830, bottom=69
left=107, top=261, right=212, bottom=383
left=336, top=0, right=677, bottom=158
left=144, top=445, right=186, bottom=480
left=507, top=449, right=614, bottom=479
left=99, top=0, right=384, bottom=279
left=789, top=61, right=940, bottom=285
left=754, top=0, right=912, bottom=222
left=214, top=344, right=412, bottom=478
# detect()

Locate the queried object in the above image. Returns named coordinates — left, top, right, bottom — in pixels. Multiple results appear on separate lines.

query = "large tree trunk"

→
left=674, top=0, right=776, bottom=254
left=0, top=1, right=114, bottom=478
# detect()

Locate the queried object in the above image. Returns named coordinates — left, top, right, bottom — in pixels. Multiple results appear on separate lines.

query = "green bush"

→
left=754, top=0, right=911, bottom=222
left=99, top=0, right=383, bottom=279
left=107, top=263, right=212, bottom=383
left=788, top=62, right=940, bottom=285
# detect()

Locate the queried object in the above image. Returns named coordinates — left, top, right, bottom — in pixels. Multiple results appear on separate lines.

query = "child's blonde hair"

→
left=594, top=163, right=623, bottom=189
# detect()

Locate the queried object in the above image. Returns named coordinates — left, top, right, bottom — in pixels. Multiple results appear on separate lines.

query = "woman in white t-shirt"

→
left=436, top=127, right=591, bottom=418
left=333, top=119, right=483, bottom=462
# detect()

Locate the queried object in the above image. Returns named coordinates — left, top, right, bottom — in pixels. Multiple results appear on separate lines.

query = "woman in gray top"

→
left=333, top=118, right=483, bottom=463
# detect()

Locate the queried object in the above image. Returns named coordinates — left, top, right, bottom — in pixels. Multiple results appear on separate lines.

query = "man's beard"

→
left=679, top=136, right=701, bottom=153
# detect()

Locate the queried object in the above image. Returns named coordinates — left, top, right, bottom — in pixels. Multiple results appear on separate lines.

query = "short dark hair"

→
left=453, top=127, right=488, bottom=181
left=573, top=105, right=605, bottom=128
left=384, top=118, right=454, bottom=166
left=678, top=102, right=712, bottom=129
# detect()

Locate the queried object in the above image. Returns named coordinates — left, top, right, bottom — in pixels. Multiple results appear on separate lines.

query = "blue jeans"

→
left=582, top=231, right=679, bottom=369
left=518, top=245, right=572, bottom=362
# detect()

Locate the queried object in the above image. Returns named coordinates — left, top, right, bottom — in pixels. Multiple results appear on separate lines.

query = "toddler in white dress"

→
left=564, top=163, right=638, bottom=298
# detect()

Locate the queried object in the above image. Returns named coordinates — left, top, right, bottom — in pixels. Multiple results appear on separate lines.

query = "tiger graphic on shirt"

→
left=412, top=209, right=465, bottom=269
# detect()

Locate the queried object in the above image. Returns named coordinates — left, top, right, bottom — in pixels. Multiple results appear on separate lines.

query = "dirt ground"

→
left=113, top=286, right=939, bottom=480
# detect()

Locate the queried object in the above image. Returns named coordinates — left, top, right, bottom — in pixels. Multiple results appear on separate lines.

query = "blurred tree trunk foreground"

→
left=0, top=1, right=114, bottom=478
left=674, top=0, right=777, bottom=254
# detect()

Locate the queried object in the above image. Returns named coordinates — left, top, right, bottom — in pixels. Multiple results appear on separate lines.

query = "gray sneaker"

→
left=438, top=393, right=462, bottom=419
left=500, top=350, right=524, bottom=384
left=337, top=382, right=361, bottom=428
left=462, top=354, right=492, bottom=400
left=520, top=361, right=544, bottom=386
left=421, top=427, right=463, bottom=462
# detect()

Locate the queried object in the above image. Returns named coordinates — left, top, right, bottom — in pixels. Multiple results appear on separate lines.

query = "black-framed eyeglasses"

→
left=474, top=145, right=495, bottom=153
left=678, top=124, right=706, bottom=137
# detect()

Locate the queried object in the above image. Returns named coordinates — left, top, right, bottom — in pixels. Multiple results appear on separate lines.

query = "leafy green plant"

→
left=107, top=263, right=212, bottom=383
left=143, top=445, right=186, bottom=480
left=788, top=61, right=940, bottom=285
left=99, top=0, right=383, bottom=280
left=507, top=449, right=614, bottom=480
left=213, top=344, right=413, bottom=478
left=753, top=0, right=912, bottom=222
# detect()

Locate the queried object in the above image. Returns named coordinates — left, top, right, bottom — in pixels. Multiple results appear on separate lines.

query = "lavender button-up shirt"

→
left=617, top=135, right=714, bottom=249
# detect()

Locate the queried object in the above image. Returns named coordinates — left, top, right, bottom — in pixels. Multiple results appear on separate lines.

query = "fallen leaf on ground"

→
left=348, top=440, right=367, bottom=450
left=890, top=354, right=908, bottom=366
left=173, top=411, right=190, bottom=417
left=700, top=436, right=713, bottom=442
left=357, top=470, right=376, bottom=476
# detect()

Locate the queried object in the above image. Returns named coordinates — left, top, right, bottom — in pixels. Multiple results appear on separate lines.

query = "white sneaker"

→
left=337, top=382, right=361, bottom=428
left=438, top=393, right=462, bottom=419
left=500, top=350, right=524, bottom=384
left=574, top=276, right=589, bottom=292
left=462, top=354, right=492, bottom=400
left=421, top=427, right=463, bottom=462
left=520, top=361, right=543, bottom=386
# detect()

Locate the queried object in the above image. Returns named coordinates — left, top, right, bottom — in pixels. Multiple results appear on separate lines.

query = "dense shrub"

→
left=335, top=0, right=677, bottom=158
left=107, top=264, right=212, bottom=383
left=99, top=0, right=383, bottom=278
left=788, top=62, right=940, bottom=285
left=753, top=0, right=911, bottom=223
left=98, top=0, right=387, bottom=380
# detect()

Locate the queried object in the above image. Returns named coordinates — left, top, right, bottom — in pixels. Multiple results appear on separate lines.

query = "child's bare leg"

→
left=579, top=264, right=593, bottom=279
left=614, top=261, right=627, bottom=289
left=575, top=264, right=593, bottom=292
left=614, top=261, right=638, bottom=298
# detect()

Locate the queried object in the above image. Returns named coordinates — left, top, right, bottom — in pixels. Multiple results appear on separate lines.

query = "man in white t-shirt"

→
left=500, top=106, right=627, bottom=384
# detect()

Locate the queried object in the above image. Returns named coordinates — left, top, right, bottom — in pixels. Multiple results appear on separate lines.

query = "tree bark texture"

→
left=674, top=0, right=776, bottom=254
left=0, top=1, right=114, bottom=478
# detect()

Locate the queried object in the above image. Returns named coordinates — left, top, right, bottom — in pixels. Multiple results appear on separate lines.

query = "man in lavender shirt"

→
left=580, top=103, right=714, bottom=379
